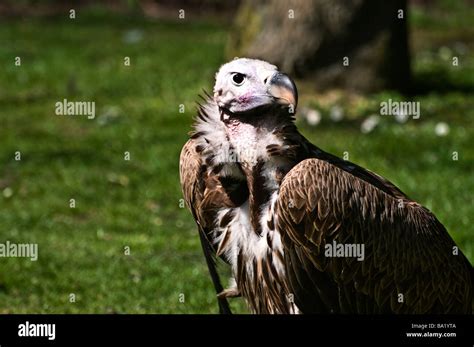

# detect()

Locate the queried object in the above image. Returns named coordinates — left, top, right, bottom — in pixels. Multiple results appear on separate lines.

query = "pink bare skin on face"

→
left=237, top=91, right=253, bottom=104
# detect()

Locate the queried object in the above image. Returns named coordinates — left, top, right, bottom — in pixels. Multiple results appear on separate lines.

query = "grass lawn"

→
left=0, top=4, right=473, bottom=313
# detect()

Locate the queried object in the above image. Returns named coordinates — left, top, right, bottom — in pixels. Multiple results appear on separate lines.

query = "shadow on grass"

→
left=411, top=66, right=474, bottom=95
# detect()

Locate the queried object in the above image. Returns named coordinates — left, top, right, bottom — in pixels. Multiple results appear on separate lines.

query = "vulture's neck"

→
left=224, top=114, right=309, bottom=235
left=193, top=99, right=313, bottom=236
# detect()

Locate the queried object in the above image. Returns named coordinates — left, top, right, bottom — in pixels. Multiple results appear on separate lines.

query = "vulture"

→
left=179, top=58, right=473, bottom=314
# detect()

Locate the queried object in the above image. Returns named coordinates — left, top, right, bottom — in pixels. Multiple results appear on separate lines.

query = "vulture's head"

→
left=213, top=58, right=297, bottom=121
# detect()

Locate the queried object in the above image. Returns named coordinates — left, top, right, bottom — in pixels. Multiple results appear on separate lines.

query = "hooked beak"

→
left=268, top=72, right=298, bottom=109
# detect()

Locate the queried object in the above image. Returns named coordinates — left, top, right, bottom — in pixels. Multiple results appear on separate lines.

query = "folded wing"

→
left=276, top=158, right=473, bottom=313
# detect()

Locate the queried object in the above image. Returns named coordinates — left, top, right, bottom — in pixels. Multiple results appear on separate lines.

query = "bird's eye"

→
left=231, top=73, right=245, bottom=86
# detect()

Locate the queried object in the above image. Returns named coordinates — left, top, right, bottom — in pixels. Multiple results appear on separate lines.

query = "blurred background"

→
left=0, top=0, right=472, bottom=313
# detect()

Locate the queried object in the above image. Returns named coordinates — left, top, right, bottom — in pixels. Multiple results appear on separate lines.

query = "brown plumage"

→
left=179, top=58, right=473, bottom=314
left=277, top=157, right=473, bottom=313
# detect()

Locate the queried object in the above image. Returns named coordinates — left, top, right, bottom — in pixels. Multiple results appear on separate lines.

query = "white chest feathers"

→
left=213, top=192, right=285, bottom=276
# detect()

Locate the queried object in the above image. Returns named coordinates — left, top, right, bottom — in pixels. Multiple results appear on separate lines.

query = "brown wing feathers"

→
left=277, top=158, right=473, bottom=313
left=179, top=139, right=232, bottom=314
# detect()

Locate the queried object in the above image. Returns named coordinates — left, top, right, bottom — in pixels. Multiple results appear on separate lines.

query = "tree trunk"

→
left=228, top=0, right=411, bottom=93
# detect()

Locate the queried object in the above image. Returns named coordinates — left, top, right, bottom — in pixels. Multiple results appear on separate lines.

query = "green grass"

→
left=0, top=3, right=473, bottom=313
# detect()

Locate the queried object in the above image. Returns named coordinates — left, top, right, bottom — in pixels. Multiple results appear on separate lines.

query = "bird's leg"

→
left=217, top=277, right=241, bottom=299
left=217, top=288, right=241, bottom=299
